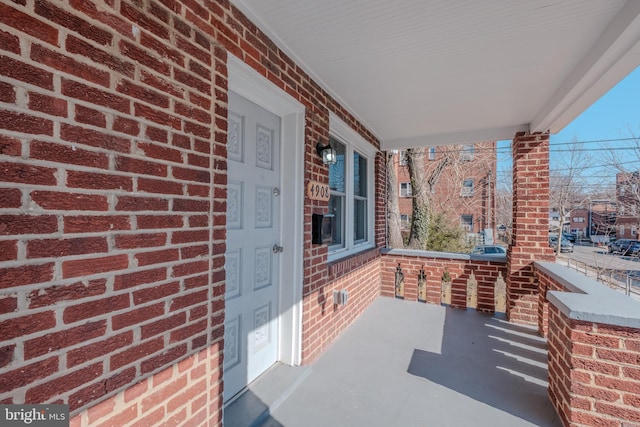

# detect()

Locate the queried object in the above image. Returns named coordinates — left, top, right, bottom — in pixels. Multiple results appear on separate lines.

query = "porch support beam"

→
left=507, top=132, right=555, bottom=325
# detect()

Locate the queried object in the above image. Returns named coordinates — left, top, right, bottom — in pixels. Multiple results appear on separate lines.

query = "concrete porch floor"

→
left=225, top=297, right=563, bottom=427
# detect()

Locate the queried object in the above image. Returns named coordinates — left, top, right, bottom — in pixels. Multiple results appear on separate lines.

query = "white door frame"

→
left=227, top=55, right=304, bottom=366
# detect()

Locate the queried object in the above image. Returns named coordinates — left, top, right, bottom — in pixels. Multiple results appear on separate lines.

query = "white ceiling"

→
left=231, top=0, right=640, bottom=150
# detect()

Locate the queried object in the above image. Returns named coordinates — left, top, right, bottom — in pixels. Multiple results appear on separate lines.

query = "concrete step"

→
left=223, top=363, right=311, bottom=427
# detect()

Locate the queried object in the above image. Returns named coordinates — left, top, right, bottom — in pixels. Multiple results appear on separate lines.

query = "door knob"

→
left=272, top=244, right=284, bottom=253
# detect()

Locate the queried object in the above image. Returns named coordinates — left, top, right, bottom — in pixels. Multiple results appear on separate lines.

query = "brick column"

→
left=507, top=132, right=555, bottom=324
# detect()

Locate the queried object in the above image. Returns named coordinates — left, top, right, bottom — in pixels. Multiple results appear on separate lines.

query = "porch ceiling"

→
left=231, top=0, right=640, bottom=150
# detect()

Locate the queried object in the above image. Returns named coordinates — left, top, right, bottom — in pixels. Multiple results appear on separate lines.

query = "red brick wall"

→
left=302, top=249, right=381, bottom=364
left=0, top=0, right=382, bottom=424
left=547, top=305, right=640, bottom=426
left=508, top=132, right=555, bottom=324
left=380, top=252, right=507, bottom=312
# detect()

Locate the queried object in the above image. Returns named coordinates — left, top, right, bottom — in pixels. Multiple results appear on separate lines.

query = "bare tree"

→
left=549, top=139, right=592, bottom=252
left=406, top=147, right=431, bottom=249
left=604, top=132, right=640, bottom=240
left=386, top=151, right=404, bottom=248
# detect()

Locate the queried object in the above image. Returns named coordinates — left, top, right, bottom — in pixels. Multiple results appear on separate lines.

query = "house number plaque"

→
left=306, top=180, right=330, bottom=201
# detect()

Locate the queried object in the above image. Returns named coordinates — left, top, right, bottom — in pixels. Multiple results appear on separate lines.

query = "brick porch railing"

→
left=380, top=250, right=640, bottom=427
left=535, top=262, right=640, bottom=427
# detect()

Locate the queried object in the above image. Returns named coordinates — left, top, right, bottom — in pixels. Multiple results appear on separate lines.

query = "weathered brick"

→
left=64, top=215, right=130, bottom=233
left=0, top=29, right=20, bottom=55
left=0, top=110, right=53, bottom=135
left=60, top=123, right=131, bottom=152
left=27, top=237, right=108, bottom=258
left=61, top=79, right=130, bottom=114
left=140, top=312, right=186, bottom=339
left=0, top=262, right=54, bottom=290
left=138, top=177, right=183, bottom=195
left=29, top=279, right=107, bottom=308
left=116, top=195, right=169, bottom=212
left=63, top=293, right=130, bottom=323
left=135, top=248, right=180, bottom=266
left=169, top=318, right=207, bottom=343
left=140, top=343, right=186, bottom=374
left=1, top=54, right=54, bottom=89
left=31, top=44, right=110, bottom=87
left=62, top=255, right=129, bottom=278
left=0, top=345, right=15, bottom=369
left=68, top=367, right=135, bottom=411
left=110, top=337, right=164, bottom=370
left=1, top=161, right=57, bottom=185
left=115, top=155, right=167, bottom=177
left=0, top=295, right=18, bottom=315
left=30, top=140, right=110, bottom=169
left=0, top=311, right=56, bottom=340
left=113, top=116, right=140, bottom=136
left=26, top=363, right=103, bottom=403
left=0, top=240, right=18, bottom=261
left=0, top=135, right=21, bottom=156
left=31, top=190, right=108, bottom=211
left=75, top=105, right=106, bottom=128
left=114, top=233, right=168, bottom=250
left=67, top=170, right=133, bottom=191
left=67, top=331, right=134, bottom=368
left=66, top=34, right=134, bottom=76
left=119, top=40, right=170, bottom=76
left=133, top=282, right=180, bottom=305
left=120, top=2, right=170, bottom=40
left=24, top=320, right=107, bottom=359
left=0, top=356, right=58, bottom=392
left=28, top=92, right=68, bottom=117
left=35, top=0, right=112, bottom=45
left=112, top=303, right=165, bottom=331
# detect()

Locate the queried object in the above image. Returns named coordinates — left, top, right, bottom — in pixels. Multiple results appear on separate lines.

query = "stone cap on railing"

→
left=535, top=261, right=640, bottom=328
left=380, top=248, right=507, bottom=263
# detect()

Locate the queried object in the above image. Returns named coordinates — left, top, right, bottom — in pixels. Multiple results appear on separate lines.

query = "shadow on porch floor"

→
left=225, top=297, right=562, bottom=427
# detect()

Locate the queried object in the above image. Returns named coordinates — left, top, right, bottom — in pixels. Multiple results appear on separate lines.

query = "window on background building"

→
left=461, top=214, right=473, bottom=232
left=573, top=217, right=585, bottom=223
left=400, top=214, right=410, bottom=229
left=620, top=225, right=625, bottom=236
left=428, top=146, right=436, bottom=160
left=398, top=150, right=408, bottom=166
left=328, top=114, right=376, bottom=260
left=400, top=182, right=412, bottom=197
left=461, top=144, right=474, bottom=161
left=461, top=179, right=474, bottom=197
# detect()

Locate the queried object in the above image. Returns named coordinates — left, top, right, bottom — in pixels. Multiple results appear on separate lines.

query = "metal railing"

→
left=562, top=257, right=640, bottom=298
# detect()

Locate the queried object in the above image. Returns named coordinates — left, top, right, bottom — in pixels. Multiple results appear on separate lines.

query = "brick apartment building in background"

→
left=395, top=142, right=497, bottom=241
left=616, top=171, right=640, bottom=239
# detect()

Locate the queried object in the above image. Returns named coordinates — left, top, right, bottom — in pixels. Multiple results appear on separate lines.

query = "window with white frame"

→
left=328, top=114, right=376, bottom=259
left=400, top=214, right=410, bottom=229
left=398, top=150, right=408, bottom=166
left=461, top=144, right=474, bottom=161
left=461, top=179, right=474, bottom=197
left=573, top=217, right=585, bottom=223
left=428, top=146, right=436, bottom=160
left=461, top=214, right=473, bottom=232
left=400, top=182, right=412, bottom=197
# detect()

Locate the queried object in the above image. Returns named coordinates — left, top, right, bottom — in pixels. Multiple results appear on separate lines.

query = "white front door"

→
left=224, top=92, right=281, bottom=401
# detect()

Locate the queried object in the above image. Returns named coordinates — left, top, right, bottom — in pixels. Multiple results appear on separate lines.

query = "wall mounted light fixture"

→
left=316, top=140, right=337, bottom=165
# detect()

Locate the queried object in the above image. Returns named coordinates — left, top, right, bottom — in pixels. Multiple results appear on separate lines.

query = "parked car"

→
left=562, top=232, right=576, bottom=243
left=627, top=241, right=640, bottom=256
left=471, top=245, right=506, bottom=256
left=609, top=239, right=640, bottom=255
left=549, top=236, right=574, bottom=253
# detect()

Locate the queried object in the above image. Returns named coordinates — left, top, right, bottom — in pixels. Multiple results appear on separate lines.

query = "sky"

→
left=497, top=66, right=640, bottom=190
